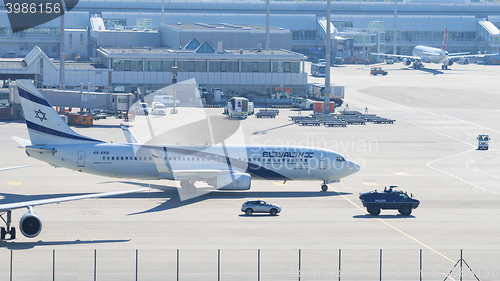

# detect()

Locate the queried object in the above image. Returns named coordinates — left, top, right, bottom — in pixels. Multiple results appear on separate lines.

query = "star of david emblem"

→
left=34, top=109, right=47, bottom=122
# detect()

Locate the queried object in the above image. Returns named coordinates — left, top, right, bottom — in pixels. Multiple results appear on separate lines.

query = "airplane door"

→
left=319, top=153, right=325, bottom=170
left=78, top=151, right=85, bottom=167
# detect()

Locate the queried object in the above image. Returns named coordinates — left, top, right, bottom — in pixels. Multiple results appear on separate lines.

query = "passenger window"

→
left=112, top=157, right=115, bottom=160
left=169, top=157, right=171, bottom=160
left=102, top=157, right=105, bottom=160
left=107, top=157, right=110, bottom=160
left=121, top=157, right=124, bottom=160
left=149, top=157, right=152, bottom=161
left=139, top=157, right=142, bottom=160
left=134, top=157, right=137, bottom=160
left=125, top=157, right=128, bottom=160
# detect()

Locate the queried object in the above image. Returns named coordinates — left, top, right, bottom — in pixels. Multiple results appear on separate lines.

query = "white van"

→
left=153, top=95, right=180, bottom=107
left=151, top=102, right=166, bottom=115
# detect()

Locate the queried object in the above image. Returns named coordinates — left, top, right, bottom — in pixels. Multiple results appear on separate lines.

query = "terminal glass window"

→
left=253, top=62, right=259, bottom=72
left=195, top=61, right=207, bottom=72
left=80, top=34, right=84, bottom=52
left=290, top=62, right=300, bottom=73
left=210, top=61, right=221, bottom=72
left=146, top=61, right=163, bottom=71
left=113, top=60, right=125, bottom=71
left=177, top=61, right=189, bottom=72
left=131, top=60, right=143, bottom=71
left=241, top=62, right=252, bottom=72
left=259, top=62, right=271, bottom=72
left=163, top=61, right=175, bottom=71
left=68, top=34, right=73, bottom=51
left=189, top=61, right=195, bottom=72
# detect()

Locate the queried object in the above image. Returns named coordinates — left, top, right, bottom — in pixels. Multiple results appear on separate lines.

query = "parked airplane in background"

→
left=0, top=164, right=145, bottom=240
left=13, top=80, right=360, bottom=199
left=372, top=28, right=498, bottom=70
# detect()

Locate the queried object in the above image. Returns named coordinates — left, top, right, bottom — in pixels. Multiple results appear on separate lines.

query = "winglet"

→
left=442, top=27, right=448, bottom=51
left=150, top=149, right=172, bottom=174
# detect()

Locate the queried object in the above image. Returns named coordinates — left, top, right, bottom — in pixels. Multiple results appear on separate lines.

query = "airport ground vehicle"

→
left=292, top=97, right=315, bottom=110
left=311, top=63, right=326, bottom=77
left=359, top=186, right=420, bottom=216
left=477, top=134, right=490, bottom=150
left=241, top=200, right=281, bottom=216
left=137, top=102, right=149, bottom=115
left=153, top=95, right=180, bottom=107
left=151, top=102, right=166, bottom=115
left=386, top=58, right=394, bottom=64
left=370, top=67, right=388, bottom=76
left=225, top=97, right=251, bottom=118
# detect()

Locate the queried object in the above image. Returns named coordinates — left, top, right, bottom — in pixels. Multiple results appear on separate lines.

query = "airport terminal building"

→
left=2, top=0, right=500, bottom=95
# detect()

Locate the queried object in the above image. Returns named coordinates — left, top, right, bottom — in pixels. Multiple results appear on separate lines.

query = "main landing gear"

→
left=0, top=211, right=16, bottom=240
left=180, top=181, right=196, bottom=194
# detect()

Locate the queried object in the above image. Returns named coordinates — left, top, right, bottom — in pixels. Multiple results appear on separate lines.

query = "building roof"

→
left=52, top=62, right=107, bottom=69
left=166, top=22, right=286, bottom=32
left=0, top=59, right=26, bottom=69
left=100, top=46, right=302, bottom=56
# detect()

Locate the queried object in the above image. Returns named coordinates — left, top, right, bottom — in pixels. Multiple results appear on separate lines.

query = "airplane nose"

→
left=348, top=161, right=361, bottom=173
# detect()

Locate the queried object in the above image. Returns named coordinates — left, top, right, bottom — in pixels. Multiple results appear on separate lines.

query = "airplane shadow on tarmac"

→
left=0, top=183, right=350, bottom=216
left=401, top=67, right=444, bottom=75
left=108, top=181, right=351, bottom=215
left=0, top=239, right=131, bottom=250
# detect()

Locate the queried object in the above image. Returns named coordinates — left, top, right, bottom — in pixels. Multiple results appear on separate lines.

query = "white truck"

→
left=477, top=134, right=490, bottom=150
left=151, top=102, right=166, bottom=115
left=225, top=97, right=251, bottom=118
left=153, top=95, right=180, bottom=107
left=292, top=97, right=315, bottom=110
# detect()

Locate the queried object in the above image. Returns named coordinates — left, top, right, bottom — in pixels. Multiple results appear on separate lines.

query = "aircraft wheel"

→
left=321, top=184, right=328, bottom=192
left=10, top=227, right=15, bottom=240
left=245, top=208, right=253, bottom=216
left=0, top=227, right=5, bottom=240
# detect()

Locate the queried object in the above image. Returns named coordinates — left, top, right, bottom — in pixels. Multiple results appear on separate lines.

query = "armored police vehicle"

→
left=359, top=186, right=420, bottom=216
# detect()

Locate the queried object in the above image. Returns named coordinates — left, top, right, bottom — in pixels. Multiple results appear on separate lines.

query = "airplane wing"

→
left=0, top=188, right=148, bottom=211
left=449, top=53, right=499, bottom=59
left=371, top=53, right=421, bottom=60
left=0, top=165, right=29, bottom=172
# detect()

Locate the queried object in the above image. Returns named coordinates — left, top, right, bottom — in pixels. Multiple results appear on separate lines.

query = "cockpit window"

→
left=335, top=156, right=346, bottom=162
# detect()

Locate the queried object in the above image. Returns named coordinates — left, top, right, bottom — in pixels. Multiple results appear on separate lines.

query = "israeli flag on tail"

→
left=16, top=80, right=102, bottom=145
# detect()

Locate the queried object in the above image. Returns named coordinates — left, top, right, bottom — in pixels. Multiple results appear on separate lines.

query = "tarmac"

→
left=1, top=62, right=500, bottom=280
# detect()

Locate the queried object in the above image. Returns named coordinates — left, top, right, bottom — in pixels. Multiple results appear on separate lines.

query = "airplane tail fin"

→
left=120, top=123, right=138, bottom=143
left=16, top=80, right=102, bottom=145
left=442, top=27, right=448, bottom=51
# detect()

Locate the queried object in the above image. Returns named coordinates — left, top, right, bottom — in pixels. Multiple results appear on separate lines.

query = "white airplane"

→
left=372, top=28, right=498, bottom=70
left=12, top=79, right=360, bottom=199
left=0, top=165, right=146, bottom=240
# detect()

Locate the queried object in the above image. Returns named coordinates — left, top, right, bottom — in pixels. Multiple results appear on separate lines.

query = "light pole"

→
left=171, top=66, right=178, bottom=114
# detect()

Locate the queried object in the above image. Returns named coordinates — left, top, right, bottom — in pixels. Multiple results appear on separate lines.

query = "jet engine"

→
left=207, top=172, right=251, bottom=190
left=402, top=58, right=411, bottom=66
left=19, top=210, right=42, bottom=238
left=445, top=59, right=454, bottom=66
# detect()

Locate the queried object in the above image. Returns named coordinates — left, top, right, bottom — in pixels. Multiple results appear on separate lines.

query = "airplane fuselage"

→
left=413, top=45, right=448, bottom=64
left=26, top=143, right=359, bottom=182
